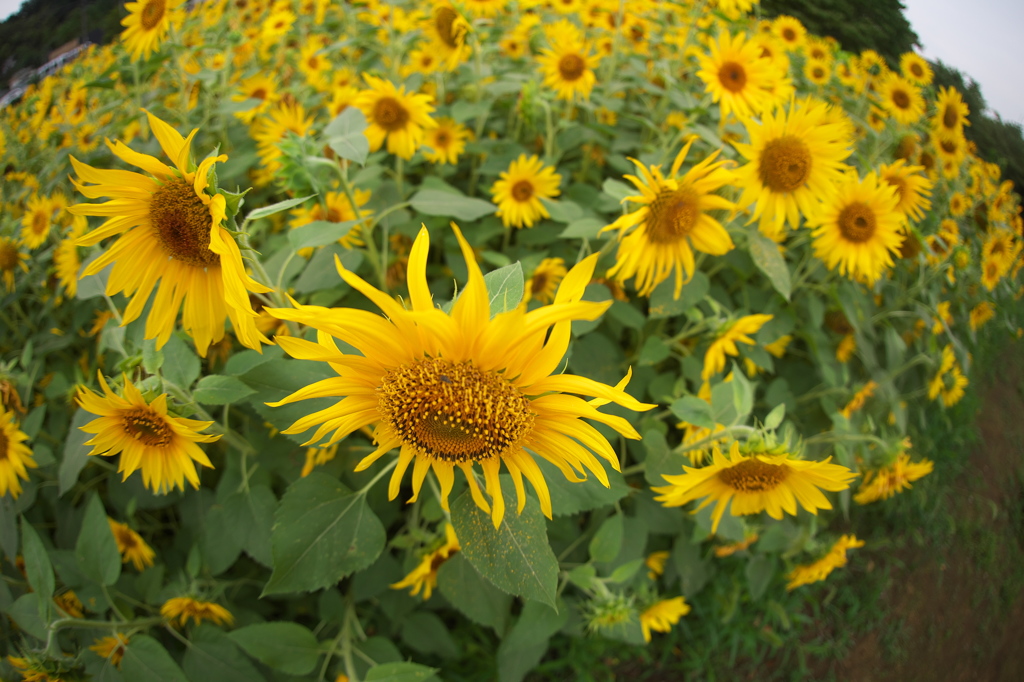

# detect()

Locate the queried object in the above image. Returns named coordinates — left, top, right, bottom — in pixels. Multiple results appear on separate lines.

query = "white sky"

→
left=1, top=0, right=1021, bottom=125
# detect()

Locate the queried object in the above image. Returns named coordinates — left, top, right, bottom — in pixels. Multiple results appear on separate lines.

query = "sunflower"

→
left=639, top=597, right=690, bottom=643
left=949, top=191, right=967, bottom=217
left=251, top=97, right=315, bottom=178
left=20, top=193, right=57, bottom=249
left=932, top=301, right=953, bottom=335
left=933, top=85, right=970, bottom=135
left=231, top=73, right=280, bottom=124
left=927, top=344, right=968, bottom=406
left=653, top=441, right=857, bottom=533
left=301, top=443, right=339, bottom=477
left=932, top=128, right=968, bottom=167
left=839, top=380, right=877, bottom=419
left=524, top=257, right=567, bottom=305
left=266, top=224, right=654, bottom=528
left=0, top=406, right=36, bottom=500
left=785, top=535, right=864, bottom=590
left=854, top=452, right=933, bottom=504
left=900, top=52, right=933, bottom=85
left=107, top=518, right=156, bottom=570
left=491, top=154, right=562, bottom=229
left=696, top=30, right=786, bottom=121
left=733, top=97, right=853, bottom=239
left=69, top=110, right=270, bottom=356
left=538, top=35, right=601, bottom=101
left=76, top=373, right=219, bottom=494
left=602, top=139, right=736, bottom=298
left=288, top=189, right=371, bottom=256
left=0, top=237, right=29, bottom=291
left=353, top=75, right=437, bottom=160
left=772, top=15, right=807, bottom=51
left=121, top=0, right=183, bottom=62
left=703, top=314, right=773, bottom=381
left=645, top=550, right=669, bottom=579
left=876, top=74, right=925, bottom=126
left=90, top=634, right=130, bottom=668
left=53, top=215, right=87, bottom=299
left=803, top=60, right=830, bottom=86
left=878, top=160, right=933, bottom=223
left=391, top=522, right=460, bottom=599
left=422, top=118, right=471, bottom=165
left=423, top=2, right=472, bottom=70
left=161, top=597, right=234, bottom=628
left=808, top=171, right=905, bottom=285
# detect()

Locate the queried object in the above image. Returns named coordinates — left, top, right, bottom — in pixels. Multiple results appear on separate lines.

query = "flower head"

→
left=90, top=634, right=130, bottom=668
left=0, top=406, right=36, bottom=500
left=703, top=314, right=773, bottom=381
left=391, top=523, right=460, bottom=600
left=492, top=155, right=562, bottom=229
left=696, top=30, right=788, bottom=121
left=354, top=75, right=437, bottom=160
left=121, top=0, right=183, bottom=62
left=108, top=518, right=156, bottom=570
left=786, top=534, right=864, bottom=590
left=640, top=596, right=690, bottom=643
left=854, top=452, right=933, bottom=504
left=161, top=597, right=234, bottom=628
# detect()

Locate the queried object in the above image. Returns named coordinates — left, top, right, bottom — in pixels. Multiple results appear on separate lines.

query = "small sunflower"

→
left=423, top=2, right=472, bottom=70
left=107, top=518, right=156, bottom=570
left=231, top=73, right=279, bottom=124
left=969, top=301, right=995, bottom=331
left=354, top=75, right=437, bottom=160
left=876, top=74, right=925, bottom=126
left=900, top=52, right=933, bottom=85
left=538, top=35, right=601, bottom=101
left=809, top=171, right=905, bottom=285
left=76, top=374, right=220, bottom=494
left=703, top=314, right=773, bottom=381
left=927, top=344, right=969, bottom=406
left=0, top=237, right=29, bottom=291
left=602, top=139, right=736, bottom=298
left=785, top=535, right=864, bottom=590
left=525, top=257, right=568, bottom=305
left=772, top=15, right=807, bottom=51
left=0, top=406, right=37, bottom=500
left=854, top=452, right=934, bottom=504
left=161, top=597, right=234, bottom=628
left=803, top=60, right=830, bottom=86
left=19, top=193, right=58, bottom=249
left=933, top=86, right=970, bottom=135
left=121, top=0, right=183, bottom=62
left=696, top=30, right=786, bottom=121
left=90, top=634, right=130, bottom=668
left=639, top=597, right=690, bottom=643
left=251, top=97, right=315, bottom=178
left=422, top=118, right=471, bottom=165
left=878, top=159, right=933, bottom=223
left=391, top=522, right=460, bottom=599
left=491, top=154, right=562, bottom=229
left=653, top=441, right=857, bottom=532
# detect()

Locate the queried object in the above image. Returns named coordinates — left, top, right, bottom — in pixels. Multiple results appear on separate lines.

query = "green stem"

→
left=357, top=458, right=398, bottom=496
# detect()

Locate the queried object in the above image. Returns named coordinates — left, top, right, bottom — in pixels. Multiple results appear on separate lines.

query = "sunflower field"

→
left=0, top=0, right=1021, bottom=680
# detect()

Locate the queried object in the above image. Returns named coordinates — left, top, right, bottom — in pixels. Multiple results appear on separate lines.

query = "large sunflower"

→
left=733, top=97, right=853, bottom=239
left=808, top=171, right=905, bottom=285
left=353, top=75, right=437, bottom=160
left=0, top=406, right=37, bottom=500
left=695, top=30, right=787, bottom=121
left=652, top=441, right=856, bottom=532
left=876, top=74, right=925, bottom=127
left=121, top=0, right=183, bottom=62
left=878, top=159, right=932, bottom=223
left=266, top=224, right=654, bottom=528
left=68, top=110, right=270, bottom=356
left=491, top=154, right=562, bottom=229
left=76, top=373, right=219, bottom=494
left=602, top=139, right=736, bottom=298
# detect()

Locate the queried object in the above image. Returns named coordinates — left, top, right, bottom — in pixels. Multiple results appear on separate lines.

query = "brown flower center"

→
left=250, top=88, right=267, bottom=100
left=434, top=130, right=451, bottom=147
left=558, top=54, right=586, bottom=82
left=781, top=28, right=797, bottom=42
left=121, top=408, right=173, bottom=448
left=718, top=61, right=747, bottom=93
left=910, top=63, right=924, bottom=78
left=373, top=97, right=409, bottom=132
left=511, top=180, right=534, bottom=203
left=838, top=201, right=877, bottom=243
left=531, top=272, right=549, bottom=296
left=149, top=180, right=219, bottom=267
left=0, top=430, right=8, bottom=461
left=0, top=243, right=18, bottom=271
left=718, top=458, right=789, bottom=492
left=942, top=104, right=958, bottom=130
left=758, top=136, right=812, bottom=193
left=140, top=0, right=166, bottom=30
left=117, top=527, right=139, bottom=550
left=647, top=187, right=700, bottom=244
left=891, top=88, right=911, bottom=110
left=377, top=357, right=535, bottom=464
left=434, top=6, right=462, bottom=49
left=939, top=138, right=958, bottom=155
left=31, top=211, right=48, bottom=235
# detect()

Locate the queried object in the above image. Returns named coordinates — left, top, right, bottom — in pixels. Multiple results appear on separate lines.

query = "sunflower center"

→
left=718, top=61, right=747, bottom=92
left=940, top=138, right=958, bottom=154
left=718, top=458, right=789, bottom=492
left=910, top=63, right=924, bottom=78
left=122, top=408, right=173, bottom=448
left=251, top=88, right=267, bottom=100
left=373, top=97, right=409, bottom=132
left=511, top=180, right=534, bottom=202
left=434, top=130, right=450, bottom=147
left=377, top=357, right=535, bottom=464
left=558, top=54, right=586, bottom=82
left=883, top=175, right=906, bottom=202
left=31, top=211, right=47, bottom=234
left=891, top=88, right=911, bottom=110
left=648, top=187, right=700, bottom=244
left=531, top=272, right=549, bottom=296
left=150, top=180, right=219, bottom=267
left=781, top=28, right=796, bottom=42
left=140, top=0, right=166, bottom=30
left=942, top=105, right=958, bottom=130
left=434, top=7, right=461, bottom=48
left=0, top=430, right=8, bottom=461
left=117, top=527, right=138, bottom=549
left=0, top=243, right=17, bottom=271
left=758, top=136, right=812, bottom=193
left=838, top=201, right=877, bottom=243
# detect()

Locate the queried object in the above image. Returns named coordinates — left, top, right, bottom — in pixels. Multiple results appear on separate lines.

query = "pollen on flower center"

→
left=717, top=457, right=789, bottom=492
left=891, top=89, right=911, bottom=110
left=373, top=97, right=409, bottom=131
left=435, top=7, right=461, bottom=48
left=31, top=212, right=47, bottom=235
left=377, top=357, right=535, bottom=464
left=943, top=105, right=958, bottom=130
left=648, top=187, right=700, bottom=244
left=140, top=0, right=166, bottom=30
left=122, top=408, right=173, bottom=448
left=511, top=180, right=534, bottom=202
left=717, top=61, right=747, bottom=92
left=0, top=243, right=17, bottom=270
left=759, top=136, right=813, bottom=193
left=149, top=180, right=219, bottom=267
left=838, top=202, right=877, bottom=243
left=558, top=54, right=586, bottom=81
left=0, top=431, right=8, bottom=460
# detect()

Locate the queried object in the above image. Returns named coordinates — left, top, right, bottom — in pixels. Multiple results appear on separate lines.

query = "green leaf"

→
left=263, top=473, right=385, bottom=595
left=589, top=514, right=624, bottom=563
left=648, top=270, right=709, bottom=319
left=540, top=198, right=584, bottom=224
left=287, top=219, right=358, bottom=251
left=496, top=600, right=568, bottom=682
left=75, top=495, right=121, bottom=586
left=638, top=336, right=671, bottom=366
left=437, top=553, right=512, bottom=633
left=559, top=217, right=606, bottom=239
left=244, top=194, right=316, bottom=223
left=183, top=625, right=266, bottom=682
left=121, top=635, right=189, bottom=682
left=410, top=189, right=496, bottom=221
left=76, top=252, right=112, bottom=300
left=400, top=611, right=460, bottom=659
left=642, top=429, right=683, bottom=487
left=602, top=178, right=634, bottom=202
left=566, top=564, right=597, bottom=590
left=730, top=363, right=754, bottom=421
left=224, top=346, right=283, bottom=375
left=535, top=457, right=629, bottom=516
left=672, top=535, right=712, bottom=597
left=238, top=358, right=336, bottom=444
left=607, top=557, right=645, bottom=583
left=763, top=403, right=786, bottom=430
left=745, top=554, right=777, bottom=601
left=229, top=622, right=322, bottom=675
left=483, top=262, right=524, bottom=316
left=222, top=485, right=276, bottom=567
left=193, top=375, right=256, bottom=406
left=748, top=230, right=791, bottom=300
left=59, top=408, right=95, bottom=495
left=669, top=396, right=715, bottom=430
left=364, top=662, right=440, bottom=682
left=142, top=339, right=164, bottom=374
left=20, top=517, right=54, bottom=599
left=451, top=475, right=558, bottom=608
left=20, top=405, right=45, bottom=439
left=162, top=333, right=201, bottom=389
left=324, top=107, right=370, bottom=165
left=6, top=593, right=47, bottom=640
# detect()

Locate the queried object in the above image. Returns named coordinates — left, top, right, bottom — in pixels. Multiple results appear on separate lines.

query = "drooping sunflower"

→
left=491, top=154, right=562, bottom=229
left=653, top=441, right=857, bottom=532
left=808, top=171, right=905, bottom=285
left=353, top=75, right=437, bottom=160
left=639, top=597, right=690, bottom=643
left=266, top=224, right=654, bottom=528
left=878, top=159, right=933, bottom=223
left=391, top=522, right=460, bottom=600
left=422, top=2, right=472, bottom=70
left=422, top=117, right=471, bottom=165
left=702, top=314, right=773, bottom=381
left=969, top=301, right=995, bottom=331
left=0, top=406, right=37, bottom=500
left=602, top=139, right=736, bottom=298
left=0, top=236, right=29, bottom=292
left=90, top=634, right=130, bottom=668
left=733, top=97, right=853, bottom=239
left=161, top=597, right=234, bottom=628
left=933, top=85, right=970, bottom=135
left=69, top=110, right=271, bottom=356
left=876, top=74, right=925, bottom=126
left=524, top=257, right=568, bottom=305
left=107, top=518, right=156, bottom=571
left=785, top=535, right=864, bottom=590
left=855, top=452, right=933, bottom=505
left=537, top=35, right=601, bottom=101
left=696, top=30, right=786, bottom=121
left=839, top=380, right=877, bottom=419
left=121, top=0, right=183, bottom=62
left=76, top=374, right=220, bottom=494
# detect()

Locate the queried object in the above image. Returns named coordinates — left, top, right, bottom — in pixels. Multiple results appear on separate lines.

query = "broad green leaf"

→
left=59, top=408, right=95, bottom=495
left=745, top=554, right=777, bottom=601
left=324, top=107, right=370, bottom=164
left=763, top=403, right=786, bottom=430
left=6, top=593, right=48, bottom=639
left=263, top=473, right=385, bottom=595
left=451, top=475, right=558, bottom=608
left=75, top=495, right=121, bottom=586
left=76, top=252, right=112, bottom=300
left=183, top=625, right=266, bottom=682
left=566, top=564, right=597, bottom=590
left=638, top=336, right=671, bottom=366
left=162, top=333, right=201, bottom=389
left=602, top=178, right=634, bottom=202
left=643, top=429, right=682, bottom=487
left=410, top=189, right=496, bottom=221
left=193, top=375, right=256, bottom=406
left=648, top=270, right=709, bottom=319
left=496, top=600, right=568, bottom=682
left=287, top=219, right=358, bottom=251
left=748, top=230, right=792, bottom=300
left=223, top=485, right=276, bottom=567
left=121, top=635, right=189, bottom=682
left=669, top=396, right=715, bottom=430
left=142, top=339, right=164, bottom=374
left=295, top=244, right=362, bottom=293
left=20, top=405, right=45, bottom=439
left=535, top=457, right=629, bottom=516
left=607, top=557, right=645, bottom=583
left=559, top=217, right=606, bottom=239
left=364, top=662, right=440, bottom=682
left=710, top=380, right=739, bottom=426
left=539, top=198, right=583, bottom=223
left=672, top=535, right=712, bottom=597
left=400, top=612, right=460, bottom=659
left=436, top=553, right=512, bottom=633
left=224, top=346, right=283, bottom=375
left=730, top=363, right=754, bottom=421
left=589, top=514, right=624, bottom=563
left=21, top=517, right=54, bottom=599
left=229, top=622, right=321, bottom=675
left=245, top=194, right=316, bottom=222
left=238, top=358, right=336, bottom=444
left=483, top=262, right=524, bottom=316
